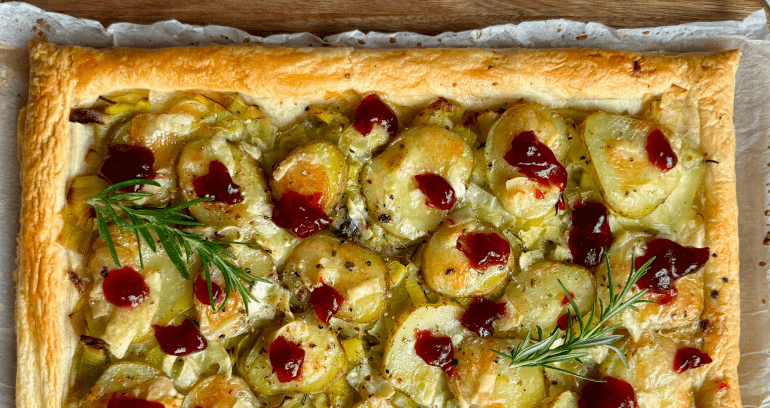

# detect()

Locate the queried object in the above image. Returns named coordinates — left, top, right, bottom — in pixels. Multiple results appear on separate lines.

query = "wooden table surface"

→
left=11, top=0, right=770, bottom=37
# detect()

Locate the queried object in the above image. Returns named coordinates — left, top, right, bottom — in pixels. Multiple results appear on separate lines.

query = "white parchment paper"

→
left=1, top=2, right=769, bottom=407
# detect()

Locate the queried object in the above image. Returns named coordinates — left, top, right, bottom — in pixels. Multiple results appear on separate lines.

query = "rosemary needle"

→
left=492, top=254, right=656, bottom=382
left=86, top=178, right=271, bottom=313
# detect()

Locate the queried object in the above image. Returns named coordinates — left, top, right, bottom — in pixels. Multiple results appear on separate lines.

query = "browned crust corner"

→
left=17, top=41, right=77, bottom=408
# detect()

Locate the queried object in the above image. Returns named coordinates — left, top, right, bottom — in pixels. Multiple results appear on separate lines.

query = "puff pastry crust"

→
left=16, top=42, right=740, bottom=408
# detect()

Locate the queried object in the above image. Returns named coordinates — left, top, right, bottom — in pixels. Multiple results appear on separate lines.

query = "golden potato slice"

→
left=600, top=336, right=694, bottom=408
left=362, top=126, right=474, bottom=242
left=181, top=374, right=260, bottom=408
left=271, top=140, right=349, bottom=213
left=485, top=102, right=570, bottom=220
left=499, top=262, right=596, bottom=337
left=422, top=218, right=514, bottom=298
left=382, top=303, right=471, bottom=407
left=580, top=112, right=683, bottom=219
left=239, top=313, right=347, bottom=395
left=598, top=231, right=703, bottom=339
left=281, top=232, right=388, bottom=324
left=79, top=362, right=183, bottom=408
left=453, top=337, right=546, bottom=408
left=178, top=136, right=270, bottom=227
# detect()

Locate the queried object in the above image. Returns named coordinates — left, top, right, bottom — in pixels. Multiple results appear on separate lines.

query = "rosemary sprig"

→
left=86, top=179, right=270, bottom=313
left=492, top=254, right=656, bottom=382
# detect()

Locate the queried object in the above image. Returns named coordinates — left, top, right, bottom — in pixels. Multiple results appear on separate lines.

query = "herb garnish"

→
left=87, top=179, right=269, bottom=312
left=492, top=255, right=655, bottom=382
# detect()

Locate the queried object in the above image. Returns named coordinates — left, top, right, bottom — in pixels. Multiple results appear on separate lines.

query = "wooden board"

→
left=15, top=0, right=770, bottom=37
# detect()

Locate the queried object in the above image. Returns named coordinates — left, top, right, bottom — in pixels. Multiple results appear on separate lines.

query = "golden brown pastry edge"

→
left=16, top=41, right=741, bottom=408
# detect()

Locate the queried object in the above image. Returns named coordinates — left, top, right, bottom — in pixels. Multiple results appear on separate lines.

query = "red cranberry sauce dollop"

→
left=272, top=191, right=332, bottom=238
left=99, top=144, right=156, bottom=192
left=415, top=173, right=456, bottom=211
left=153, top=319, right=208, bottom=356
left=353, top=94, right=399, bottom=137
left=102, top=267, right=150, bottom=308
left=673, top=347, right=713, bottom=373
left=414, top=330, right=456, bottom=376
left=646, top=129, right=677, bottom=172
left=193, top=160, right=244, bottom=205
left=579, top=376, right=638, bottom=408
left=270, top=335, right=305, bottom=383
left=460, top=298, right=506, bottom=337
left=504, top=131, right=567, bottom=190
left=557, top=313, right=578, bottom=331
left=194, top=275, right=225, bottom=306
left=568, top=202, right=613, bottom=268
left=456, top=231, right=511, bottom=270
left=107, top=394, right=164, bottom=408
left=634, top=238, right=710, bottom=304
left=310, top=282, right=344, bottom=323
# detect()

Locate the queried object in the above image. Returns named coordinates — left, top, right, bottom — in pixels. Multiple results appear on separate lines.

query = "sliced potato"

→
left=600, top=336, right=694, bottom=408
left=181, top=374, right=260, bottom=408
left=453, top=337, right=546, bottom=408
left=422, top=218, right=514, bottom=298
left=161, top=340, right=231, bottom=392
left=580, top=112, right=683, bottom=219
left=541, top=391, right=580, bottom=408
left=239, top=313, right=347, bottom=395
left=280, top=232, right=388, bottom=324
left=410, top=98, right=466, bottom=130
left=382, top=303, right=471, bottom=407
left=178, top=135, right=270, bottom=227
left=105, top=112, right=196, bottom=207
left=362, top=126, right=474, bottom=242
left=499, top=262, right=595, bottom=337
left=485, top=102, right=570, bottom=220
left=598, top=231, right=702, bottom=338
left=355, top=399, right=397, bottom=408
left=79, top=362, right=183, bottom=408
left=271, top=140, right=349, bottom=213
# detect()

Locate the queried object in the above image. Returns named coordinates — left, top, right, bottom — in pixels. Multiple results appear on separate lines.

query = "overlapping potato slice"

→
left=498, top=262, right=596, bottom=337
left=485, top=102, right=570, bottom=220
left=178, top=136, right=270, bottom=227
left=271, top=140, right=349, bottom=213
left=362, top=126, right=474, bottom=242
left=280, top=232, right=388, bottom=324
left=580, top=112, right=683, bottom=219
left=600, top=336, right=695, bottom=408
left=422, top=218, right=514, bottom=298
left=79, top=362, right=183, bottom=408
left=597, top=231, right=703, bottom=339
left=382, top=303, right=471, bottom=407
left=453, top=337, right=546, bottom=408
left=239, top=313, right=347, bottom=395
left=181, top=374, right=260, bottom=408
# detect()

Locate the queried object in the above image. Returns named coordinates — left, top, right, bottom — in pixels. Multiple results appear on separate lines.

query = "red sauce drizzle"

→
left=460, top=298, right=505, bottom=337
left=673, top=347, right=713, bottom=373
left=504, top=131, right=567, bottom=190
left=646, top=129, right=677, bottom=172
left=568, top=202, right=613, bottom=268
left=560, top=292, right=575, bottom=306
left=634, top=238, right=710, bottom=304
left=107, top=394, right=164, bottom=408
left=99, top=144, right=156, bottom=192
left=456, top=232, right=511, bottom=270
left=579, top=376, right=638, bottom=408
left=353, top=94, right=399, bottom=137
left=414, top=330, right=456, bottom=376
left=310, top=282, right=344, bottom=323
left=152, top=319, right=208, bottom=356
left=102, top=267, right=150, bottom=308
left=272, top=191, right=331, bottom=238
left=270, top=335, right=305, bottom=383
left=557, top=313, right=578, bottom=331
left=557, top=192, right=566, bottom=211
left=193, top=161, right=244, bottom=205
left=194, top=276, right=225, bottom=306
left=415, top=173, right=456, bottom=211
